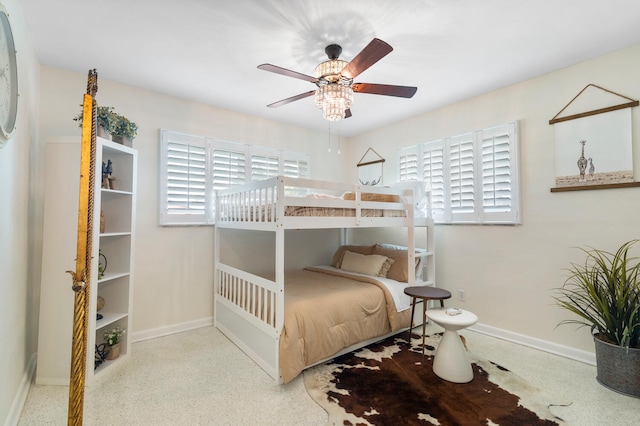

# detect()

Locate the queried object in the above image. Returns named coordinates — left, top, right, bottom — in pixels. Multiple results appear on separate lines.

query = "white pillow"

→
left=340, top=251, right=391, bottom=276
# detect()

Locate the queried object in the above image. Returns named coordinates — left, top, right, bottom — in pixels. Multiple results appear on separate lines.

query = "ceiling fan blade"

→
left=340, top=38, right=393, bottom=80
left=266, top=90, right=316, bottom=108
left=258, top=64, right=318, bottom=83
left=353, top=83, right=417, bottom=98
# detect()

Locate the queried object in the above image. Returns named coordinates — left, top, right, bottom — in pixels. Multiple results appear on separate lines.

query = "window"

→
left=421, top=140, right=445, bottom=219
left=250, top=146, right=279, bottom=181
left=159, top=130, right=310, bottom=225
left=398, top=122, right=520, bottom=224
left=160, top=132, right=208, bottom=225
left=212, top=141, right=246, bottom=190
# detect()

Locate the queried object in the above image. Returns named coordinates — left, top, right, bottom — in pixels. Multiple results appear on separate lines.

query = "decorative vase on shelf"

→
left=96, top=295, right=105, bottom=320
left=98, top=250, right=107, bottom=279
left=105, top=343, right=120, bottom=360
left=100, top=210, right=105, bottom=233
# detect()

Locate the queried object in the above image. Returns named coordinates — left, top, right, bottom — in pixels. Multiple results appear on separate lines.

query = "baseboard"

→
left=6, top=353, right=37, bottom=426
left=131, top=316, right=213, bottom=343
left=469, top=322, right=596, bottom=366
left=131, top=317, right=597, bottom=366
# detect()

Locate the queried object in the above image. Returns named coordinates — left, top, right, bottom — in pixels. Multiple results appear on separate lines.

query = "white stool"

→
left=426, top=308, right=478, bottom=383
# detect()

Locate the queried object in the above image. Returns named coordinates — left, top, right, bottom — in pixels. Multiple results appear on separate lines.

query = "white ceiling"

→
left=21, top=0, right=640, bottom=137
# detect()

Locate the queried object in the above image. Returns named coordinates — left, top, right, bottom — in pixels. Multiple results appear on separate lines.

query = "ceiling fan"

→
left=258, top=38, right=417, bottom=121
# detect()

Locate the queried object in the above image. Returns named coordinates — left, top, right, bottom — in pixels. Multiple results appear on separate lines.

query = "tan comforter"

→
left=279, top=267, right=411, bottom=383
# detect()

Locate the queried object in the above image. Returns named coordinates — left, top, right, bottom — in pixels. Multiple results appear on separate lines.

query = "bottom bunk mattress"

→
left=279, top=266, right=412, bottom=383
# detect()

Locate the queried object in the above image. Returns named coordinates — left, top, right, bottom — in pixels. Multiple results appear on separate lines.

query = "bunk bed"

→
left=214, top=176, right=434, bottom=383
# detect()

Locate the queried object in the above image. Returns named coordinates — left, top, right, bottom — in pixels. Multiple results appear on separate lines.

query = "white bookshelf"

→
left=37, top=136, right=137, bottom=385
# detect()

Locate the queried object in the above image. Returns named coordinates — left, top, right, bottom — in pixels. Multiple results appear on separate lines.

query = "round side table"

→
left=403, top=286, right=452, bottom=357
left=426, top=307, right=478, bottom=383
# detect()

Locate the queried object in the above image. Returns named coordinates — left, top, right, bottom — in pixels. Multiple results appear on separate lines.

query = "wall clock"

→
left=0, top=4, right=17, bottom=142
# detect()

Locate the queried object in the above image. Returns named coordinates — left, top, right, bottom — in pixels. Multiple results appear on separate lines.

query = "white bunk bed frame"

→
left=214, top=176, right=434, bottom=383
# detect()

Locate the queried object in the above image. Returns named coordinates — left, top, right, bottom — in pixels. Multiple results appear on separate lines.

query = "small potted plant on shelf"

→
left=73, top=105, right=118, bottom=139
left=112, top=113, right=138, bottom=147
left=104, top=325, right=126, bottom=360
left=553, top=240, right=640, bottom=397
left=73, top=105, right=138, bottom=144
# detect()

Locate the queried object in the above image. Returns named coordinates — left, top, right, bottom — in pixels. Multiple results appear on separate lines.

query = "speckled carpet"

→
left=304, top=333, right=566, bottom=426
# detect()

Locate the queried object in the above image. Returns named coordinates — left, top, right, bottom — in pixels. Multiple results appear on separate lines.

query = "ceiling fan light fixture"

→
left=315, top=58, right=353, bottom=121
left=315, top=59, right=348, bottom=81
left=258, top=38, right=416, bottom=122
left=315, top=84, right=354, bottom=121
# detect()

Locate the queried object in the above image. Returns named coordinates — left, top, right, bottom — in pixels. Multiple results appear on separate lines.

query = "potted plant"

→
left=73, top=105, right=118, bottom=139
left=112, top=113, right=138, bottom=147
left=103, top=325, right=126, bottom=360
left=554, top=240, right=640, bottom=397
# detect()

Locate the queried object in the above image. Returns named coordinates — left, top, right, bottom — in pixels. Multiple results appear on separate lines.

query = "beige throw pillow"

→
left=332, top=244, right=375, bottom=268
left=340, top=251, right=392, bottom=277
left=378, top=257, right=395, bottom=278
left=371, top=243, right=417, bottom=282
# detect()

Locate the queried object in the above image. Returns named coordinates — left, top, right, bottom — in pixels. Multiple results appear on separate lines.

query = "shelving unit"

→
left=37, top=136, right=137, bottom=385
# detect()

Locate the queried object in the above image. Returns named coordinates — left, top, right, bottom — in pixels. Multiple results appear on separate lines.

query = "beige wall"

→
left=37, top=67, right=351, bottom=336
left=1, top=0, right=42, bottom=423
left=348, top=43, right=640, bottom=355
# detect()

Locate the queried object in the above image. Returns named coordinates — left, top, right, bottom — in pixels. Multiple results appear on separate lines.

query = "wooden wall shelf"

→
left=550, top=182, right=640, bottom=192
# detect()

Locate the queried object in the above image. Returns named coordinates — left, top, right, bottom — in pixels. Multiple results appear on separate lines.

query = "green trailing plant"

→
left=73, top=105, right=118, bottom=133
left=554, top=240, right=640, bottom=349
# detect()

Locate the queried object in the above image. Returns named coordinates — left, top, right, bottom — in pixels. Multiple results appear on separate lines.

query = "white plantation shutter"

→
left=250, top=148, right=309, bottom=180
left=210, top=142, right=247, bottom=223
left=167, top=143, right=207, bottom=212
left=421, top=141, right=445, bottom=221
left=283, top=156, right=309, bottom=178
left=212, top=145, right=246, bottom=190
left=398, top=143, right=445, bottom=220
left=480, top=123, right=519, bottom=223
left=282, top=151, right=310, bottom=196
left=160, top=131, right=208, bottom=225
left=397, top=121, right=520, bottom=225
left=482, top=134, right=510, bottom=212
left=160, top=130, right=311, bottom=225
left=449, top=133, right=476, bottom=222
left=251, top=152, right=279, bottom=181
left=398, top=146, right=418, bottom=182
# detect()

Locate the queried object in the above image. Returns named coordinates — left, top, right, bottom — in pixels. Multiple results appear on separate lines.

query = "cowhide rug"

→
left=303, top=333, right=566, bottom=426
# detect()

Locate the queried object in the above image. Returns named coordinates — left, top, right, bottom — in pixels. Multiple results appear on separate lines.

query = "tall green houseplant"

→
left=555, top=240, right=640, bottom=348
left=554, top=240, right=640, bottom=397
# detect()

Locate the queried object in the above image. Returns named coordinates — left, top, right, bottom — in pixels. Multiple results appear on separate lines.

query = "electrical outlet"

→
left=458, top=289, right=465, bottom=302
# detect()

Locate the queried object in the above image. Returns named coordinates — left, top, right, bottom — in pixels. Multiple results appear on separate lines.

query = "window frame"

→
left=159, top=129, right=310, bottom=226
left=398, top=121, right=520, bottom=225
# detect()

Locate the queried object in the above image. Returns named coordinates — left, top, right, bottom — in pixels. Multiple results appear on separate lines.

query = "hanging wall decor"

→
left=357, top=147, right=384, bottom=186
left=549, top=84, right=640, bottom=192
